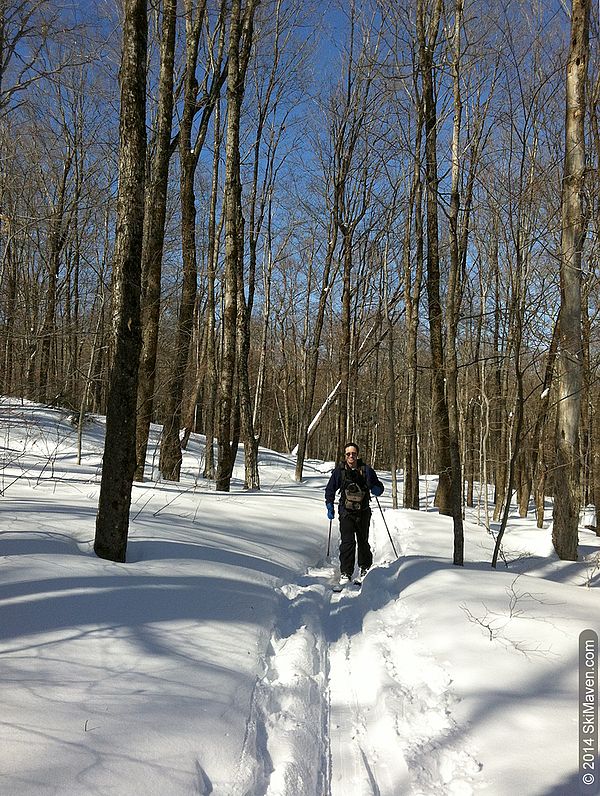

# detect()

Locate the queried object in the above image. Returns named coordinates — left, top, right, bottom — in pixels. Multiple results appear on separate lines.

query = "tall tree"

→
left=403, top=105, right=424, bottom=512
left=216, top=0, right=259, bottom=491
left=552, top=0, right=590, bottom=561
left=202, top=93, right=223, bottom=481
left=159, top=0, right=226, bottom=481
left=159, top=0, right=207, bottom=481
left=416, top=0, right=453, bottom=515
left=134, top=0, right=177, bottom=482
left=94, top=0, right=147, bottom=562
left=445, top=0, right=465, bottom=565
left=37, top=147, right=73, bottom=402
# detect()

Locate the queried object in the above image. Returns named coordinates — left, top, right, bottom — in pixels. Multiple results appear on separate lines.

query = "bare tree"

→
left=402, top=109, right=424, bottom=512
left=94, top=0, right=147, bottom=563
left=159, top=0, right=226, bottom=481
left=201, top=92, right=223, bottom=481
left=0, top=0, right=85, bottom=115
left=134, top=0, right=177, bottom=482
left=159, top=0, right=208, bottom=481
left=552, top=0, right=590, bottom=561
left=416, top=0, right=453, bottom=515
left=216, top=0, right=259, bottom=491
left=37, top=146, right=73, bottom=402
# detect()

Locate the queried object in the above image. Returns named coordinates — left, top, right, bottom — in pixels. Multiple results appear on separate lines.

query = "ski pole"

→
left=326, top=519, right=332, bottom=557
left=375, top=496, right=398, bottom=558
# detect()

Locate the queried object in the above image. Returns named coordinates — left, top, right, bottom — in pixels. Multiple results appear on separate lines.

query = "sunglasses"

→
left=345, top=451, right=358, bottom=457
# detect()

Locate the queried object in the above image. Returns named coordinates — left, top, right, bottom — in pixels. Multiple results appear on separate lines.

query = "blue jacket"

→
left=325, top=459, right=384, bottom=518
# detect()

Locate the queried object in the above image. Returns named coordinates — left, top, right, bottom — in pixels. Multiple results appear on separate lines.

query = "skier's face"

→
left=344, top=447, right=358, bottom=468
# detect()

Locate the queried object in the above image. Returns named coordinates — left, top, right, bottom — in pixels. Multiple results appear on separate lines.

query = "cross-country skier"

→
left=325, top=442, right=384, bottom=587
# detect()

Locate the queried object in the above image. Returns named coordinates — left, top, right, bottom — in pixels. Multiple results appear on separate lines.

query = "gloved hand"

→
left=371, top=484, right=383, bottom=497
left=326, top=502, right=335, bottom=520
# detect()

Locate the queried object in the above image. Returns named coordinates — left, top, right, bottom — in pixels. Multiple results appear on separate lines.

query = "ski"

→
left=332, top=576, right=352, bottom=592
left=353, top=570, right=369, bottom=586
left=333, top=579, right=363, bottom=592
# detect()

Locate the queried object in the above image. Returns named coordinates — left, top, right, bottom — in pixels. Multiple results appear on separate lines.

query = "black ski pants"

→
left=339, top=509, right=373, bottom=576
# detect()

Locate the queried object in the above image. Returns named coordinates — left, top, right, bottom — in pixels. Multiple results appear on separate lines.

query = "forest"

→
left=0, top=0, right=597, bottom=562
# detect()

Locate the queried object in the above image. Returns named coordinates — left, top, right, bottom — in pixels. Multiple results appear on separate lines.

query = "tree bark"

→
left=294, top=225, right=339, bottom=482
left=216, top=0, right=259, bottom=491
left=159, top=0, right=207, bottom=482
left=403, top=111, right=424, bottom=510
left=417, top=0, right=452, bottom=515
left=552, top=0, right=590, bottom=561
left=134, top=0, right=177, bottom=482
left=532, top=318, right=559, bottom=526
left=38, top=153, right=73, bottom=403
left=202, top=97, right=223, bottom=480
left=236, top=1, right=261, bottom=490
left=445, top=0, right=465, bottom=564
left=94, top=0, right=147, bottom=563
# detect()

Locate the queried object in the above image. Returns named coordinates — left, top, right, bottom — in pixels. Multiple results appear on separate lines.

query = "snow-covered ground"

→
left=0, top=397, right=598, bottom=795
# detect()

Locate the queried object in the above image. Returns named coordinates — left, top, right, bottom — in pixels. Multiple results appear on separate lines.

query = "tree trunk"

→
left=403, top=114, right=424, bottom=510
left=39, top=154, right=72, bottom=403
left=533, top=318, right=559, bottom=526
left=159, top=0, right=206, bottom=482
left=94, top=0, right=147, bottom=563
left=237, top=1, right=261, bottom=490
left=552, top=0, right=589, bottom=561
left=417, top=0, right=452, bottom=516
left=385, top=256, right=398, bottom=510
left=490, top=229, right=506, bottom=520
left=337, top=230, right=352, bottom=454
left=216, top=0, right=258, bottom=491
left=202, top=97, right=223, bottom=480
left=445, top=0, right=465, bottom=564
left=2, top=223, right=17, bottom=394
left=134, top=0, right=177, bottom=482
left=237, top=216, right=260, bottom=489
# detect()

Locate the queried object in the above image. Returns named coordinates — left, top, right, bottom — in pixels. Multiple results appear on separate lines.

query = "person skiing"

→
left=325, top=442, right=384, bottom=586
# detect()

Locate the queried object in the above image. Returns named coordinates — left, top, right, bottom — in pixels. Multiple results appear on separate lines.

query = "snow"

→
left=1, top=396, right=599, bottom=795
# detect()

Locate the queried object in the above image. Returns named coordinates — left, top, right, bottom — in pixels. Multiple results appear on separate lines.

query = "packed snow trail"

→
left=326, top=566, right=482, bottom=795
left=260, top=510, right=483, bottom=795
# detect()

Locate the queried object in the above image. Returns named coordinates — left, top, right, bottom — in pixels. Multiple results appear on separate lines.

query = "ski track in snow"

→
left=255, top=516, right=483, bottom=795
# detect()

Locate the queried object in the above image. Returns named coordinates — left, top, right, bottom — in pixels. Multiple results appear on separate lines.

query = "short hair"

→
left=344, top=442, right=359, bottom=454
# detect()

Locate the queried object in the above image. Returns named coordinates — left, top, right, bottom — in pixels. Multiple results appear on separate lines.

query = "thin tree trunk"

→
left=237, top=1, right=261, bottom=490
left=39, top=154, right=72, bottom=403
left=135, top=0, right=177, bottom=482
left=294, top=222, right=339, bottom=481
left=159, top=0, right=206, bottom=482
left=252, top=208, right=274, bottom=440
left=445, top=0, right=465, bottom=564
left=417, top=0, right=452, bottom=516
left=237, top=237, right=260, bottom=488
left=533, top=317, right=559, bottom=526
left=77, top=284, right=106, bottom=465
left=216, top=0, right=259, bottom=491
left=338, top=230, right=352, bottom=452
left=203, top=98, right=223, bottom=480
left=404, top=107, right=424, bottom=511
left=384, top=244, right=398, bottom=509
left=490, top=228, right=506, bottom=520
left=2, top=223, right=17, bottom=394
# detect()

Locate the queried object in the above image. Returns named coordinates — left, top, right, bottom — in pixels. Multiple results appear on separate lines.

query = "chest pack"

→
left=341, top=466, right=367, bottom=512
